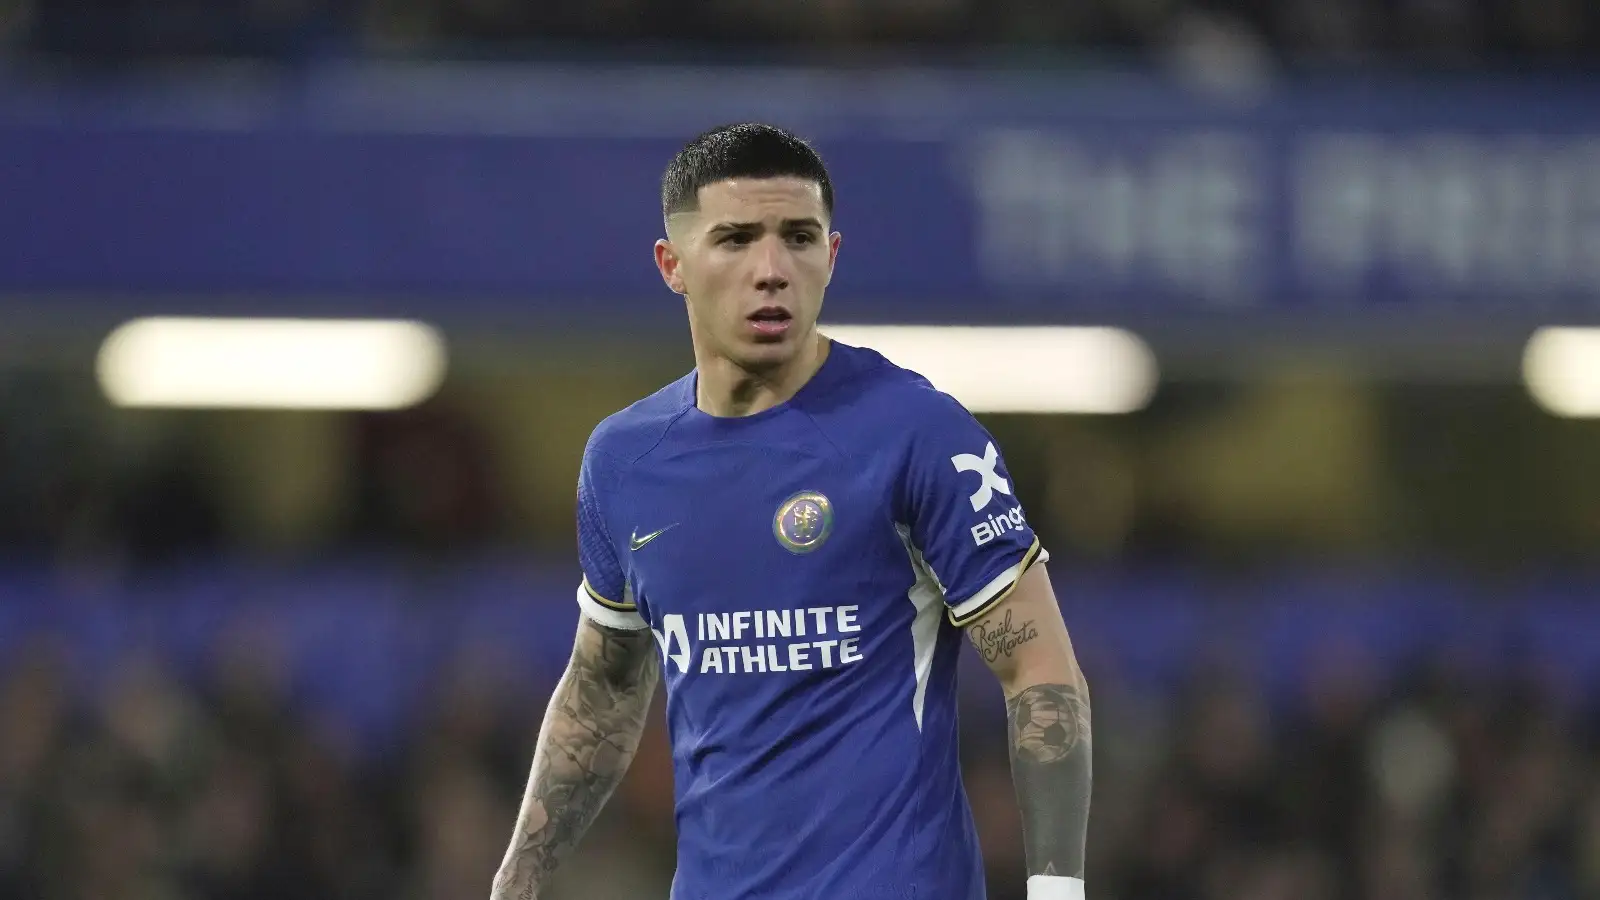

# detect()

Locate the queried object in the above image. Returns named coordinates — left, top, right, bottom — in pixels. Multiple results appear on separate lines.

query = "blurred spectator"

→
left=5, top=0, right=1594, bottom=66
left=1, top=607, right=1594, bottom=899
left=26, top=0, right=355, bottom=61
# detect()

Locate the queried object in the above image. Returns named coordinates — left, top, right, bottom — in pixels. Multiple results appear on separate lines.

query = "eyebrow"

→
left=707, top=217, right=826, bottom=235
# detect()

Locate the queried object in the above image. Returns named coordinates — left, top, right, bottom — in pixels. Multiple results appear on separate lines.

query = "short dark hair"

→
left=661, top=123, right=834, bottom=223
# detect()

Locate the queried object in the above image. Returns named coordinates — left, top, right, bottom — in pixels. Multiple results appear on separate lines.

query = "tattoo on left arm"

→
left=967, top=609, right=1039, bottom=665
left=1007, top=680, right=1092, bottom=879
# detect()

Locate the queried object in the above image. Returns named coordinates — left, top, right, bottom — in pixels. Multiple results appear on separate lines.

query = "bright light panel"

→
left=822, top=325, right=1158, bottom=414
left=97, top=317, right=447, bottom=410
left=1524, top=327, right=1600, bottom=418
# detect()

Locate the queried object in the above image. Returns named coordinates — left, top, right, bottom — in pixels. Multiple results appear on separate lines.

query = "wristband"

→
left=1027, top=875, right=1085, bottom=900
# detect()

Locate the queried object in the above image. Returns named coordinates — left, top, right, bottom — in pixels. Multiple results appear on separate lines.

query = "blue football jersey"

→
left=574, top=340, right=1048, bottom=900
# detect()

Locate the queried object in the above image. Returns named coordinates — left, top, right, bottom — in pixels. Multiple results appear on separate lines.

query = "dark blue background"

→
left=3, top=65, right=1599, bottom=323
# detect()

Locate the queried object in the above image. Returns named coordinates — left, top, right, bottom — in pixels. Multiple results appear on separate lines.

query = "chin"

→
left=736, top=327, right=813, bottom=366
left=731, top=342, right=798, bottom=373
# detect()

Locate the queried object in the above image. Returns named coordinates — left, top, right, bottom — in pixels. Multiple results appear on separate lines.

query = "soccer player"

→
left=491, top=124, right=1092, bottom=900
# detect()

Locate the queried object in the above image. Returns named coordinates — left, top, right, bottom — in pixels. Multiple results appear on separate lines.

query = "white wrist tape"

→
left=1027, top=875, right=1085, bottom=900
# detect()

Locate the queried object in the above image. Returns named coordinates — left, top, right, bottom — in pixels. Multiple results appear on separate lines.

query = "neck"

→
left=695, top=331, right=830, bottom=418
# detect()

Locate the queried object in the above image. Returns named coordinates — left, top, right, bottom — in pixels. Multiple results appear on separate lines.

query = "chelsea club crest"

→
left=773, top=490, right=834, bottom=554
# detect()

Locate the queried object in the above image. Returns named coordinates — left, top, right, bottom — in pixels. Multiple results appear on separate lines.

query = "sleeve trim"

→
left=947, top=538, right=1049, bottom=627
left=583, top=575, right=637, bottom=612
left=576, top=583, right=650, bottom=631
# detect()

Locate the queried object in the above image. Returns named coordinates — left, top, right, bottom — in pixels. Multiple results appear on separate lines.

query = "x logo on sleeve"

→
left=950, top=442, right=1012, bottom=511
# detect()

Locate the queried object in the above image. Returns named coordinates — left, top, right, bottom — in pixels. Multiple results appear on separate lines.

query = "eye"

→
left=722, top=232, right=754, bottom=246
left=789, top=232, right=818, bottom=245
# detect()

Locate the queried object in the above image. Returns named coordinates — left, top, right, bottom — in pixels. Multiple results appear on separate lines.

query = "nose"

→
left=752, top=236, right=790, bottom=293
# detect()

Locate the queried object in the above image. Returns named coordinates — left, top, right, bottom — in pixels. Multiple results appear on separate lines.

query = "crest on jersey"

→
left=773, top=490, right=834, bottom=554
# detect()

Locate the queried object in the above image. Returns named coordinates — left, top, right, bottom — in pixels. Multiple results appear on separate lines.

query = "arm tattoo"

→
left=967, top=609, right=1040, bottom=664
left=491, top=622, right=659, bottom=900
left=1008, top=680, right=1092, bottom=879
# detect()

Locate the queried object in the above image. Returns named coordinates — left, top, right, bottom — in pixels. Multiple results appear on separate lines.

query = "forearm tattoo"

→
left=491, top=623, right=659, bottom=900
left=1008, top=680, right=1092, bottom=879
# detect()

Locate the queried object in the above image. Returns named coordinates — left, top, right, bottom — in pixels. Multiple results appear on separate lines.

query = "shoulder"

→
left=583, top=372, right=695, bottom=471
left=823, top=342, right=999, bottom=495
left=824, top=339, right=979, bottom=437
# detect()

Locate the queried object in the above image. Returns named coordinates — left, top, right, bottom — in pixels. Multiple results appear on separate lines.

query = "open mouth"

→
left=747, top=307, right=793, bottom=337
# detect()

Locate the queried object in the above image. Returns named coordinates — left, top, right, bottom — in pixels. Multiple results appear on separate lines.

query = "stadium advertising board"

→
left=1, top=67, right=1597, bottom=323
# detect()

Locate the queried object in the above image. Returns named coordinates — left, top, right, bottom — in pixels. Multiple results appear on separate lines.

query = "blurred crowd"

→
left=2, top=623, right=1597, bottom=900
left=0, top=0, right=1594, bottom=65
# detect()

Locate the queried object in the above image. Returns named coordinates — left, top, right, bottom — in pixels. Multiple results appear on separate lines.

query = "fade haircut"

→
left=661, top=123, right=835, bottom=226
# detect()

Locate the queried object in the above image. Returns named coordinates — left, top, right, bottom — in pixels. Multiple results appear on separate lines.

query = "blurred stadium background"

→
left=3, top=2, right=1600, bottom=899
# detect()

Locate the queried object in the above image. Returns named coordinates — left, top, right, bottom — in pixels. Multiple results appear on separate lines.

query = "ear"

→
left=655, top=239, right=687, bottom=295
left=825, top=231, right=842, bottom=286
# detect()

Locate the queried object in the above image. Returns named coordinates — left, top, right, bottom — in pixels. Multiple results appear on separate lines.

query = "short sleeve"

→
left=899, top=392, right=1049, bottom=627
left=574, top=445, right=649, bottom=631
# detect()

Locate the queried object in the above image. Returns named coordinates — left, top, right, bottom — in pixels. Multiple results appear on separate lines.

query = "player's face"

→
left=656, top=177, right=841, bottom=372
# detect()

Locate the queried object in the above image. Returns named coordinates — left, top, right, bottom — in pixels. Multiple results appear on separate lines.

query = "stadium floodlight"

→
left=97, top=317, right=447, bottom=410
left=1523, top=327, right=1600, bottom=418
left=820, top=325, right=1158, bottom=414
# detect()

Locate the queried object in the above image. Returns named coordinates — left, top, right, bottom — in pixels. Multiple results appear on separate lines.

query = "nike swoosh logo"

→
left=630, top=524, right=678, bottom=551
